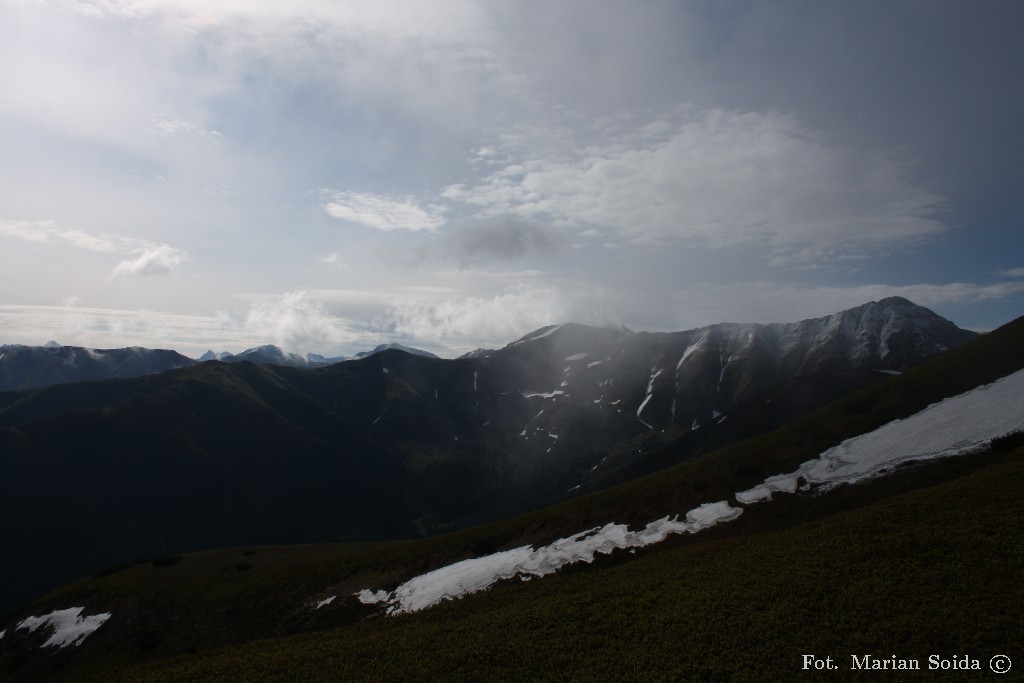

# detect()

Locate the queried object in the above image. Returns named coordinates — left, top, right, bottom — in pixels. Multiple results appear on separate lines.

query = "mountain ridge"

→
left=2, top=310, right=1021, bottom=681
left=0, top=298, right=981, bottom=616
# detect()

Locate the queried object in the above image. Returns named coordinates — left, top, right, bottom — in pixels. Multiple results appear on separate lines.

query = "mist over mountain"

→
left=0, top=298, right=977, bottom=615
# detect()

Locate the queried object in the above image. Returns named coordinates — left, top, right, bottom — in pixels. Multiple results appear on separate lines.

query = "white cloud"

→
left=243, top=290, right=350, bottom=353
left=146, top=115, right=222, bottom=143
left=320, top=252, right=347, bottom=269
left=322, top=191, right=445, bottom=232
left=0, top=304, right=250, bottom=356
left=998, top=267, right=1024, bottom=278
left=373, top=282, right=618, bottom=349
left=111, top=244, right=187, bottom=277
left=1, top=219, right=188, bottom=277
left=443, top=108, right=948, bottom=265
left=1, top=219, right=188, bottom=274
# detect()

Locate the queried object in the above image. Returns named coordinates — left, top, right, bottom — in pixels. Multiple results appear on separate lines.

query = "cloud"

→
left=998, top=267, right=1024, bottom=278
left=0, top=219, right=147, bottom=253
left=322, top=191, right=445, bottom=232
left=0, top=220, right=189, bottom=278
left=373, top=282, right=619, bottom=348
left=440, top=217, right=568, bottom=264
left=0, top=304, right=254, bottom=356
left=442, top=108, right=948, bottom=266
left=146, top=116, right=222, bottom=144
left=2, top=219, right=189, bottom=277
left=320, top=252, right=347, bottom=269
left=111, top=244, right=187, bottom=277
left=243, top=290, right=349, bottom=353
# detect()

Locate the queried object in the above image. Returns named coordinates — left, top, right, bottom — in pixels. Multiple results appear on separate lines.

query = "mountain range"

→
left=0, top=341, right=442, bottom=394
left=0, top=297, right=977, bottom=617
left=1, top=300, right=1020, bottom=681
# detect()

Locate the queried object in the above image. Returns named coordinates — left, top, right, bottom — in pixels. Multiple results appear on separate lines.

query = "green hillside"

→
left=19, top=447, right=1020, bottom=682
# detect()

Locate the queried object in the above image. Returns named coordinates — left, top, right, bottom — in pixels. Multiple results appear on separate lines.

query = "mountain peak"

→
left=875, top=296, right=915, bottom=307
left=352, top=343, right=438, bottom=360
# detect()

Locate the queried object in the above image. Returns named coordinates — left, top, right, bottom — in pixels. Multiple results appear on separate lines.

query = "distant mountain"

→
left=0, top=344, right=196, bottom=392
left=0, top=342, right=446, bottom=390
left=458, top=347, right=495, bottom=359
left=0, top=298, right=979, bottom=615
left=221, top=344, right=325, bottom=367
left=351, top=343, right=439, bottom=360
left=197, top=349, right=233, bottom=362
left=201, top=343, right=435, bottom=367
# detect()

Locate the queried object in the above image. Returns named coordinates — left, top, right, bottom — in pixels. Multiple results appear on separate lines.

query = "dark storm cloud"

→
left=670, top=0, right=1024, bottom=204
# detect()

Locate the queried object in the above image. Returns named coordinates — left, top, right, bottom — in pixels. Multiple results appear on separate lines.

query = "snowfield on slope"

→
left=357, top=502, right=742, bottom=614
left=16, top=607, right=111, bottom=648
left=736, top=367, right=1024, bottom=503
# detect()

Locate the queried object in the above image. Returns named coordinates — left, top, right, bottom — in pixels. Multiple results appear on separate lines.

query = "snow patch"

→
left=357, top=501, right=742, bottom=615
left=735, top=474, right=800, bottom=504
left=316, top=596, right=336, bottom=609
left=587, top=360, right=603, bottom=368
left=16, top=607, right=111, bottom=648
left=522, top=324, right=563, bottom=342
left=522, top=390, right=565, bottom=399
left=637, top=366, right=662, bottom=426
left=382, top=367, right=389, bottom=374
left=357, top=589, right=391, bottom=605
left=676, top=337, right=702, bottom=370
left=565, top=353, right=587, bottom=361
left=736, top=368, right=1024, bottom=502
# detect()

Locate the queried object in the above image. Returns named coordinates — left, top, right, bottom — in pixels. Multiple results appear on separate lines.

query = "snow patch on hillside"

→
left=676, top=337, right=702, bottom=370
left=16, top=607, right=111, bottom=648
left=523, top=390, right=564, bottom=399
left=637, top=366, right=662, bottom=427
left=736, top=367, right=1024, bottom=503
left=357, top=502, right=742, bottom=615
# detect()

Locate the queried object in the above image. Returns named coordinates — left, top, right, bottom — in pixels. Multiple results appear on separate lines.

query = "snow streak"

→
left=16, top=608, right=111, bottom=648
left=357, top=502, right=742, bottom=615
left=736, top=367, right=1024, bottom=503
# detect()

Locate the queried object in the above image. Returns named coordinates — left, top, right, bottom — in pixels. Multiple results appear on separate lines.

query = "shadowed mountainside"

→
left=0, top=298, right=978, bottom=615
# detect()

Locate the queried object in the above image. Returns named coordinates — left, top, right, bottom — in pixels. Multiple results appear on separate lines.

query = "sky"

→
left=1, top=0, right=1023, bottom=358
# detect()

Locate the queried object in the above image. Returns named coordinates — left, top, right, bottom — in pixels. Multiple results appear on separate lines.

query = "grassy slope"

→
left=3, top=315, right=1022, bottom=680
left=105, top=448, right=1024, bottom=681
